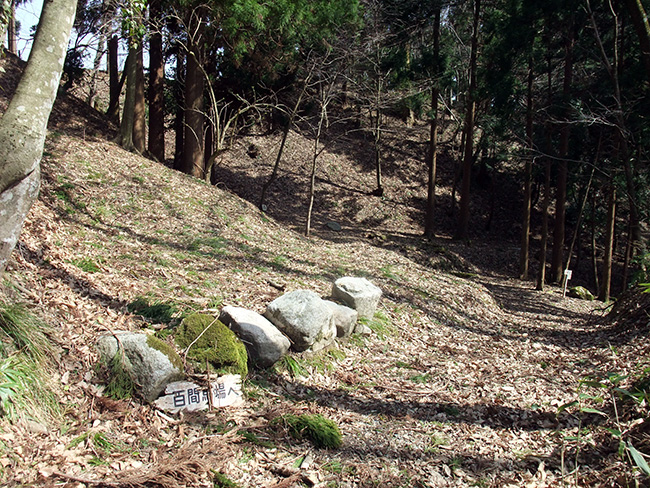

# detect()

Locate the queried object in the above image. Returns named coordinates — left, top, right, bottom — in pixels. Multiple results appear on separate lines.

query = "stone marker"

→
left=265, top=290, right=336, bottom=352
left=97, top=332, right=184, bottom=403
left=154, top=375, right=243, bottom=413
left=332, top=277, right=382, bottom=319
left=219, top=306, right=291, bottom=367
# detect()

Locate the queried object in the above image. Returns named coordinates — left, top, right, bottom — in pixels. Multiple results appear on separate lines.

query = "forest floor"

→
left=0, top=53, right=649, bottom=487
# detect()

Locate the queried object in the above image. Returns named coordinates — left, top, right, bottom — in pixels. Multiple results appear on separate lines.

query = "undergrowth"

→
left=0, top=298, right=59, bottom=423
left=558, top=370, right=650, bottom=483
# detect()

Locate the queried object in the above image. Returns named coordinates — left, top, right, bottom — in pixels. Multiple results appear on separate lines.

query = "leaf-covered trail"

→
left=0, top=53, right=643, bottom=487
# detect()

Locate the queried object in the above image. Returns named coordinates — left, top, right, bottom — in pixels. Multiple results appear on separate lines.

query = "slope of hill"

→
left=0, top=53, right=648, bottom=487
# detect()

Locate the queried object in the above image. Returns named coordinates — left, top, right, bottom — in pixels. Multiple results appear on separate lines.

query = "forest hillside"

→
left=0, top=49, right=649, bottom=488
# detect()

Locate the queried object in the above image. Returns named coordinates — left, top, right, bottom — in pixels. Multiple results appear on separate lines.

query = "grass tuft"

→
left=0, top=299, right=60, bottom=423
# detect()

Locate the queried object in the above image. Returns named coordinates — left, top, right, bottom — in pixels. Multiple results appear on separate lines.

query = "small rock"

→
left=324, top=300, right=358, bottom=337
left=23, top=420, right=48, bottom=435
left=326, top=221, right=342, bottom=231
left=332, top=277, right=382, bottom=319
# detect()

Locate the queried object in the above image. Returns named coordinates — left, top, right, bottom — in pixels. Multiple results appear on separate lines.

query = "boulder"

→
left=97, top=332, right=184, bottom=403
left=332, top=277, right=382, bottom=319
left=219, top=306, right=291, bottom=367
left=175, top=313, right=248, bottom=377
left=568, top=286, right=595, bottom=301
left=264, top=290, right=336, bottom=352
left=324, top=300, right=358, bottom=338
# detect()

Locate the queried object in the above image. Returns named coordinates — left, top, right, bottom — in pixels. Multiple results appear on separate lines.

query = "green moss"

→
left=278, top=413, right=342, bottom=449
left=175, top=313, right=248, bottom=377
left=127, top=296, right=177, bottom=324
left=212, top=471, right=240, bottom=488
left=146, top=335, right=183, bottom=371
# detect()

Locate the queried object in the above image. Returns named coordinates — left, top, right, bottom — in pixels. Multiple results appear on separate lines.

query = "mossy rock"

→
left=175, top=313, right=248, bottom=377
left=568, top=286, right=595, bottom=301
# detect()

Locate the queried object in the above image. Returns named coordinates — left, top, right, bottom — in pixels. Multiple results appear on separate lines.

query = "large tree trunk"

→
left=107, top=34, right=121, bottom=125
left=551, top=22, right=575, bottom=284
left=456, top=0, right=480, bottom=240
left=148, top=0, right=165, bottom=163
left=133, top=43, right=146, bottom=153
left=0, top=0, right=77, bottom=275
left=424, top=6, right=441, bottom=239
left=183, top=38, right=205, bottom=178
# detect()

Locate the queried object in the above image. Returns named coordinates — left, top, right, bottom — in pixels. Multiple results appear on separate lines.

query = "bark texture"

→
left=148, top=0, right=165, bottom=163
left=0, top=0, right=77, bottom=274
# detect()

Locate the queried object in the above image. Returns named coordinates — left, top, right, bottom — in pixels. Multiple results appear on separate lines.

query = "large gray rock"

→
left=332, top=277, right=382, bottom=319
left=97, top=332, right=184, bottom=402
left=264, top=290, right=336, bottom=352
left=219, top=306, right=291, bottom=367
left=324, top=300, right=358, bottom=338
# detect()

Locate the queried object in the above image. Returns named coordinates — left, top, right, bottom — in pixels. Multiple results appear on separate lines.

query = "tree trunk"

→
left=0, top=0, right=10, bottom=49
left=536, top=154, right=552, bottom=291
left=173, top=49, right=185, bottom=171
left=148, top=0, right=165, bottom=162
left=456, top=0, right=480, bottom=240
left=373, top=108, right=383, bottom=196
left=183, top=38, right=205, bottom=178
left=591, top=191, right=600, bottom=291
left=7, top=0, right=16, bottom=54
left=599, top=183, right=616, bottom=301
left=424, top=6, right=441, bottom=239
left=306, top=106, right=327, bottom=237
left=551, top=22, right=575, bottom=284
left=519, top=55, right=534, bottom=279
left=120, top=46, right=137, bottom=152
left=0, top=0, right=77, bottom=275
left=623, top=0, right=650, bottom=83
left=87, top=0, right=110, bottom=107
left=87, top=31, right=106, bottom=107
left=133, top=43, right=146, bottom=153
left=107, top=34, right=121, bottom=125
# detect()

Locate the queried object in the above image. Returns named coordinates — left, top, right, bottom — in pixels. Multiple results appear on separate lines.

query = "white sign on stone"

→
left=154, top=374, right=243, bottom=413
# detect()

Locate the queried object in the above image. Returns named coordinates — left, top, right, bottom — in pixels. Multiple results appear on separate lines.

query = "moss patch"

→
left=277, top=413, right=343, bottom=449
left=146, top=334, right=183, bottom=371
left=174, top=313, right=248, bottom=377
